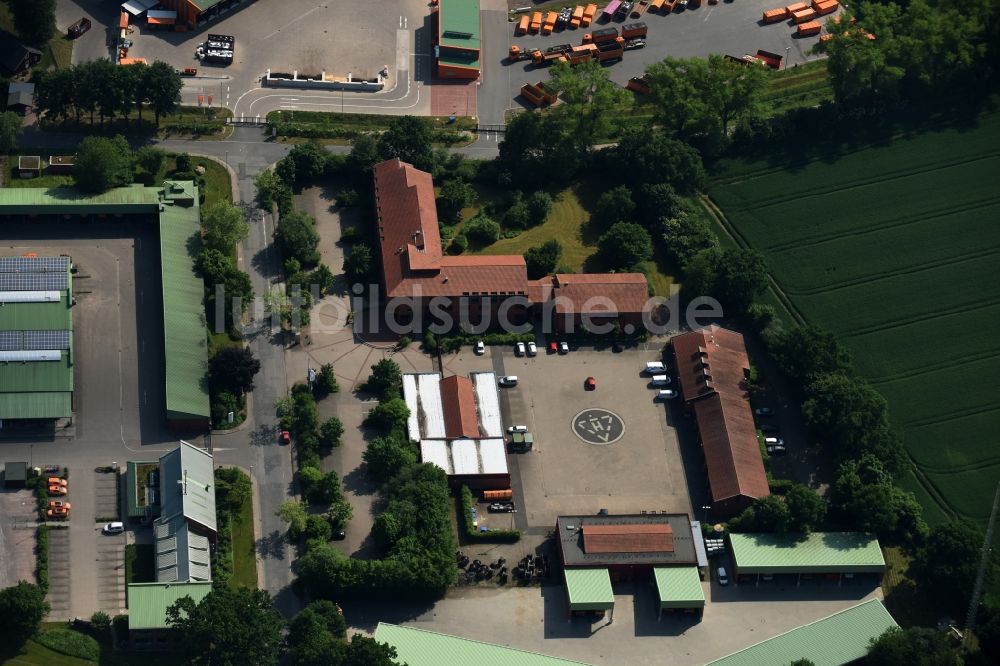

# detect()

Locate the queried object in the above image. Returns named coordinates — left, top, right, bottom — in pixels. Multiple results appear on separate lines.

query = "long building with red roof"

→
left=372, top=158, right=650, bottom=331
left=672, top=325, right=769, bottom=515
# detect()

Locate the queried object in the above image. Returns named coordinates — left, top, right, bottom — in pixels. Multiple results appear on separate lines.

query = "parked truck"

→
left=585, top=26, right=619, bottom=44
left=571, top=5, right=585, bottom=27
left=532, top=43, right=575, bottom=65
left=621, top=22, right=647, bottom=39
left=67, top=17, right=92, bottom=39
left=521, top=81, right=558, bottom=107
left=582, top=3, right=597, bottom=25
left=556, top=43, right=599, bottom=65
left=596, top=38, right=625, bottom=61
left=542, top=11, right=558, bottom=34
left=616, top=0, right=634, bottom=18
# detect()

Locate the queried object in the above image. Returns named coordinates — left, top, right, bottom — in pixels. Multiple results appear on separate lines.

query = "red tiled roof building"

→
left=672, top=325, right=769, bottom=515
left=372, top=158, right=650, bottom=332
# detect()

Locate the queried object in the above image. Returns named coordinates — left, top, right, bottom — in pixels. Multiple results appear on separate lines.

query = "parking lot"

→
left=0, top=489, right=37, bottom=589
left=496, top=1, right=841, bottom=107
left=444, top=343, right=697, bottom=529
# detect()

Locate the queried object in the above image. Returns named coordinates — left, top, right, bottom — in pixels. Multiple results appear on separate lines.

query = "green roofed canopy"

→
left=706, top=599, right=898, bottom=666
left=564, top=568, right=614, bottom=612
left=373, top=623, right=593, bottom=666
left=126, top=582, right=212, bottom=629
left=729, top=532, right=886, bottom=575
left=654, top=566, right=705, bottom=609
left=438, top=0, right=481, bottom=50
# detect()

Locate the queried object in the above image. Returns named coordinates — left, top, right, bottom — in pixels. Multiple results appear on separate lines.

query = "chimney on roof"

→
left=396, top=246, right=404, bottom=254
left=443, top=276, right=449, bottom=283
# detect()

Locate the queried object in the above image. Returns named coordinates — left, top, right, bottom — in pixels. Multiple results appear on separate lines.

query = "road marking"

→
left=280, top=105, right=299, bottom=109
left=262, top=5, right=325, bottom=39
left=280, top=97, right=300, bottom=101
left=396, top=28, right=409, bottom=72
left=704, top=7, right=714, bottom=21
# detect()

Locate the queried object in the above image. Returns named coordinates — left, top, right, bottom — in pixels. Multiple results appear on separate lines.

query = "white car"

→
left=717, top=567, right=729, bottom=586
left=645, top=361, right=666, bottom=374
left=656, top=389, right=678, bottom=400
left=559, top=341, right=569, bottom=354
left=102, top=522, right=125, bottom=535
left=507, top=425, right=529, bottom=433
left=764, top=437, right=784, bottom=446
left=527, top=341, right=537, bottom=356
left=499, top=375, right=518, bottom=387
left=650, top=375, right=672, bottom=386
left=474, top=341, right=485, bottom=355
left=515, top=342, right=526, bottom=356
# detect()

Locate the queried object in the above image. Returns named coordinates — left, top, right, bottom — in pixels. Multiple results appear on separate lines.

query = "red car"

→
left=280, top=430, right=291, bottom=445
left=585, top=377, right=596, bottom=390
left=549, top=341, right=558, bottom=353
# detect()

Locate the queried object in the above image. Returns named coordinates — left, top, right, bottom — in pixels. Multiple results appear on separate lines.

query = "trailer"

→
left=67, top=17, right=92, bottom=39
left=516, top=15, right=530, bottom=35
left=586, top=26, right=620, bottom=43
left=582, top=3, right=598, bottom=25
left=521, top=81, right=558, bottom=107
left=530, top=11, right=543, bottom=33
left=571, top=5, right=585, bottom=27
left=542, top=11, right=558, bottom=34
left=797, top=20, right=822, bottom=36
left=631, top=0, right=650, bottom=16
left=621, top=22, right=647, bottom=38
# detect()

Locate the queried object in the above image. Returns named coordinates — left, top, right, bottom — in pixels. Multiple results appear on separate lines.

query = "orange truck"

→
left=571, top=5, right=585, bottom=27
left=530, top=11, right=543, bottom=33
left=631, top=0, right=649, bottom=17
left=792, top=7, right=817, bottom=22
left=516, top=15, right=529, bottom=35
left=797, top=20, right=822, bottom=35
left=531, top=43, right=575, bottom=65
left=542, top=11, right=558, bottom=34
left=582, top=3, right=597, bottom=26
left=521, top=81, right=558, bottom=107
left=557, top=43, right=598, bottom=64
left=762, top=7, right=788, bottom=22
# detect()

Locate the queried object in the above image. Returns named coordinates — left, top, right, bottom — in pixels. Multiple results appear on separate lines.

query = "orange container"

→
left=792, top=8, right=817, bottom=22
left=785, top=2, right=808, bottom=13
left=762, top=8, right=788, bottom=22
left=483, top=489, right=513, bottom=501
left=530, top=11, right=542, bottom=32
left=813, top=0, right=839, bottom=14
left=516, top=15, right=529, bottom=35
left=582, top=3, right=597, bottom=26
left=542, top=11, right=558, bottom=34
left=797, top=20, right=822, bottom=35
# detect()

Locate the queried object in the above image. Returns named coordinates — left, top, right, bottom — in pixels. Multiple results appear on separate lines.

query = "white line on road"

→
left=262, top=5, right=325, bottom=40
left=280, top=98, right=300, bottom=101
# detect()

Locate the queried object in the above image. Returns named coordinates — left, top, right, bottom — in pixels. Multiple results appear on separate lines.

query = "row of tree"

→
left=34, top=60, right=183, bottom=127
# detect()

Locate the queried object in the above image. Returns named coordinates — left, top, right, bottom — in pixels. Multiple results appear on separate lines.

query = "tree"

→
left=711, top=248, right=768, bottom=314
left=866, top=626, right=963, bottom=666
left=209, top=347, right=261, bottom=395
left=592, top=185, right=636, bottom=230
left=363, top=398, right=410, bottom=433
left=348, top=133, right=382, bottom=177
left=784, top=484, right=827, bottom=533
left=90, top=59, right=122, bottom=127
left=343, top=244, right=373, bottom=285
left=731, top=495, right=791, bottom=533
left=197, top=249, right=254, bottom=325
left=363, top=436, right=417, bottom=481
left=288, top=601, right=347, bottom=666
left=277, top=500, right=309, bottom=540
left=0, top=581, right=49, bottom=645
left=284, top=142, right=328, bottom=186
left=832, top=455, right=927, bottom=544
left=167, top=587, right=284, bottom=666
left=912, top=520, right=995, bottom=619
left=313, top=363, right=339, bottom=398
left=214, top=467, right=251, bottom=515
left=276, top=210, right=321, bottom=265
left=378, top=116, right=434, bottom=171
left=636, top=183, right=683, bottom=230
left=74, top=135, right=133, bottom=193
left=337, top=635, right=404, bottom=666
left=117, top=61, right=145, bottom=124
left=821, top=12, right=905, bottom=106
left=769, top=326, right=852, bottom=391
left=319, top=417, right=344, bottom=448
left=547, top=59, right=627, bottom=153
left=255, top=170, right=293, bottom=214
left=0, top=112, right=24, bottom=153
left=498, top=110, right=581, bottom=187
left=610, top=129, right=707, bottom=192
left=145, top=61, right=183, bottom=126
left=33, top=68, right=75, bottom=123
left=979, top=604, right=1000, bottom=663
left=365, top=359, right=403, bottom=402
left=463, top=214, right=501, bottom=245
left=211, top=390, right=240, bottom=428
left=202, top=202, right=250, bottom=253
left=436, top=179, right=476, bottom=225
left=134, top=146, right=167, bottom=176
left=308, top=264, right=335, bottom=294
left=788, top=661, right=816, bottom=666
left=526, top=191, right=554, bottom=226
left=524, top=240, right=563, bottom=280
left=660, top=209, right=719, bottom=267
left=599, top=222, right=653, bottom=270
left=11, top=0, right=55, bottom=45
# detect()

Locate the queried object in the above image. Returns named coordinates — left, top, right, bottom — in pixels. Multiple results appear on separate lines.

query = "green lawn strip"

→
left=267, top=110, right=476, bottom=145
left=32, top=630, right=98, bottom=662
left=229, top=487, right=258, bottom=589
left=761, top=60, right=833, bottom=114
left=5, top=158, right=75, bottom=189
left=3, top=640, right=95, bottom=666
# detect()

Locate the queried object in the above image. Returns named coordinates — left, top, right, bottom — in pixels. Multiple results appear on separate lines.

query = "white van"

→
left=645, top=361, right=666, bottom=374
left=651, top=375, right=671, bottom=386
left=499, top=375, right=518, bottom=387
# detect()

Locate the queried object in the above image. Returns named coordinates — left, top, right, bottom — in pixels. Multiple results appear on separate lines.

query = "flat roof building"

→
left=672, top=325, right=769, bottom=515
left=435, top=0, right=481, bottom=79
left=564, top=567, right=615, bottom=619
left=706, top=599, right=897, bottom=666
left=653, top=566, right=705, bottom=617
left=729, top=532, right=886, bottom=585
left=126, top=580, right=212, bottom=650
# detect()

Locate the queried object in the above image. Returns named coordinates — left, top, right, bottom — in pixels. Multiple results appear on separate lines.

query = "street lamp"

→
left=784, top=46, right=790, bottom=70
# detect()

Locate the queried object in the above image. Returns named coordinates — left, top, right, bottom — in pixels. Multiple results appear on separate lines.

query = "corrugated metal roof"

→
left=373, top=623, right=593, bottom=666
left=126, top=582, right=212, bottom=629
left=706, top=599, right=897, bottom=666
left=582, top=523, right=674, bottom=554
left=157, top=441, right=217, bottom=534
left=0, top=184, right=159, bottom=214
left=438, top=0, right=481, bottom=50
left=0, top=294, right=72, bottom=330
left=0, top=391, right=71, bottom=419
left=564, top=568, right=614, bottom=611
left=729, top=532, right=886, bottom=574
left=158, top=184, right=210, bottom=420
left=0, top=351, right=73, bottom=392
left=653, top=567, right=705, bottom=608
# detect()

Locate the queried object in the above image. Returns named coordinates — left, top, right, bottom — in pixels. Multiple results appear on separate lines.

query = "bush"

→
left=34, top=629, right=100, bottom=661
left=276, top=210, right=321, bottom=266
left=463, top=214, right=501, bottom=245
left=448, top=233, right=468, bottom=254
left=176, top=154, right=192, bottom=171
left=35, top=526, right=48, bottom=592
left=319, top=417, right=345, bottom=448
left=337, top=189, right=360, bottom=207
left=459, top=486, right=521, bottom=543
left=312, top=363, right=339, bottom=397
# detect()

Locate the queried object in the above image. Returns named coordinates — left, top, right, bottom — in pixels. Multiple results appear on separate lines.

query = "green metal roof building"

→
left=0, top=256, right=74, bottom=420
left=564, top=568, right=615, bottom=619
left=436, top=0, right=481, bottom=79
left=126, top=581, right=212, bottom=630
left=705, top=599, right=898, bottom=666
left=0, top=183, right=210, bottom=428
left=373, top=623, right=594, bottom=666
left=653, top=566, right=705, bottom=616
left=729, top=532, right=886, bottom=580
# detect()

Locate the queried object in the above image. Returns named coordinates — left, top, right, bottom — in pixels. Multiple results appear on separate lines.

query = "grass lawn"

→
left=761, top=60, right=833, bottom=115
left=267, top=110, right=476, bottom=145
left=707, top=109, right=1000, bottom=535
left=229, top=485, right=258, bottom=589
left=5, top=158, right=75, bottom=189
left=1, top=633, right=185, bottom=666
left=124, top=543, right=155, bottom=583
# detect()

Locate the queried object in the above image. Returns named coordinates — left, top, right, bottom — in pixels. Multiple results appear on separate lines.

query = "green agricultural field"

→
left=709, top=111, right=1000, bottom=528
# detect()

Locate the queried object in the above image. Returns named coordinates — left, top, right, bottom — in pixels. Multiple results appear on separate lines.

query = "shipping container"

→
left=516, top=15, right=530, bottom=35
left=813, top=0, right=839, bottom=14
left=792, top=8, right=817, bottom=23
left=542, top=11, right=558, bottom=34
left=590, top=26, right=620, bottom=43
left=621, top=22, right=647, bottom=38
left=785, top=2, right=808, bottom=13
left=530, top=11, right=543, bottom=32
left=762, top=7, right=788, bottom=22
left=756, top=49, right=784, bottom=68
left=797, top=20, right=822, bottom=36
left=572, top=5, right=585, bottom=27
left=583, top=3, right=598, bottom=25
left=483, top=489, right=514, bottom=501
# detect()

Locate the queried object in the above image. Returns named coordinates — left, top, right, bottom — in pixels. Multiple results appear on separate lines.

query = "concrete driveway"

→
left=0, top=489, right=37, bottom=589
left=45, top=527, right=71, bottom=617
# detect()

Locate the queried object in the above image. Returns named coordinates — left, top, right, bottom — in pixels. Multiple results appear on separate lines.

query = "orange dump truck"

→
left=483, top=489, right=514, bottom=501
left=813, top=0, right=839, bottom=14
left=542, top=11, right=558, bottom=34
left=521, top=81, right=558, bottom=107
left=792, top=7, right=817, bottom=22
left=558, top=43, right=598, bottom=64
left=631, top=0, right=649, bottom=17
left=516, top=15, right=529, bottom=35
left=650, top=0, right=665, bottom=10
left=530, top=11, right=543, bottom=33
left=797, top=20, right=822, bottom=35
left=582, top=3, right=597, bottom=26
left=762, top=7, right=788, bottom=22
left=571, top=5, right=585, bottom=27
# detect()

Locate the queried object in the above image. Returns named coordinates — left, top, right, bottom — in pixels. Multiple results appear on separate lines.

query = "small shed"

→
left=4, top=461, right=28, bottom=488
left=6, top=82, right=34, bottom=113
left=17, top=155, right=41, bottom=178
left=47, top=156, right=75, bottom=174
left=653, top=566, right=704, bottom=618
left=564, top=568, right=615, bottom=620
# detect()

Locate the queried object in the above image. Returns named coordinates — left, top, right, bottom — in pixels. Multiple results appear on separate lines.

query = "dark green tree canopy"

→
left=209, top=347, right=261, bottom=395
left=378, top=116, right=434, bottom=171
left=598, top=222, right=653, bottom=270
left=0, top=581, right=49, bottom=646
left=344, top=244, right=374, bottom=286
left=524, top=240, right=563, bottom=280
left=866, top=626, right=963, bottom=666
left=74, top=135, right=133, bottom=193
left=276, top=211, right=322, bottom=266
left=364, top=359, right=403, bottom=402
left=11, top=0, right=55, bottom=45
left=912, top=520, right=996, bottom=619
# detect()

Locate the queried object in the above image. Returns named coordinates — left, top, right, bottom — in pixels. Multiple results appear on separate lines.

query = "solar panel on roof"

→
left=0, top=256, right=68, bottom=272
left=0, top=272, right=67, bottom=291
left=24, top=330, right=70, bottom=350
left=0, top=331, right=20, bottom=351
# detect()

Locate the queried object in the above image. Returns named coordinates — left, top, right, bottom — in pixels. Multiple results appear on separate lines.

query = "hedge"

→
left=459, top=486, right=521, bottom=543
left=36, top=525, right=49, bottom=592
left=425, top=330, right=536, bottom=354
